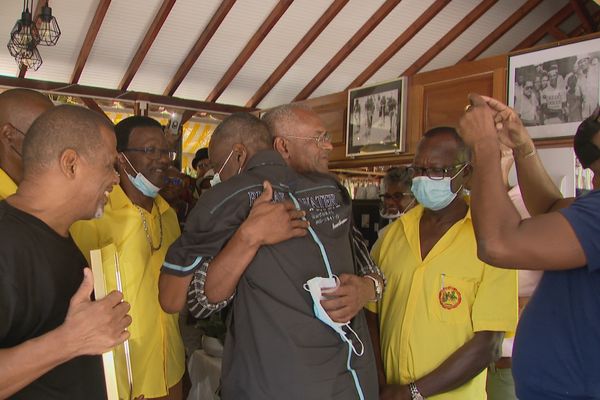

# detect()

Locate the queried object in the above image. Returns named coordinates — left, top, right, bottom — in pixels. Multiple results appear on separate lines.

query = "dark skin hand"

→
left=379, top=331, right=503, bottom=399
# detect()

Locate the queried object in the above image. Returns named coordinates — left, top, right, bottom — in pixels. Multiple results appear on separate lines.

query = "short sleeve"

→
left=162, top=194, right=249, bottom=276
left=560, top=191, right=600, bottom=272
left=471, top=264, right=518, bottom=333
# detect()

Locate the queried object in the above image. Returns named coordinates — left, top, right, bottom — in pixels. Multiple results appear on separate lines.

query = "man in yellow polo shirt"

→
left=0, top=88, right=53, bottom=199
left=366, top=127, right=517, bottom=400
left=71, top=116, right=184, bottom=400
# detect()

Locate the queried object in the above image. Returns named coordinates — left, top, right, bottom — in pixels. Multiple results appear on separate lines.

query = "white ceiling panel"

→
left=77, top=0, right=163, bottom=88
left=311, top=0, right=436, bottom=98
left=422, top=0, right=527, bottom=72
left=174, top=0, right=278, bottom=102
left=365, top=0, right=472, bottom=86
left=257, top=0, right=386, bottom=108
left=128, top=0, right=223, bottom=95
left=478, top=0, right=569, bottom=60
left=217, top=0, right=333, bottom=107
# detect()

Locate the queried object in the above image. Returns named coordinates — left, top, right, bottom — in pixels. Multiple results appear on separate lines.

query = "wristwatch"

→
left=364, top=275, right=383, bottom=301
left=409, top=382, right=425, bottom=400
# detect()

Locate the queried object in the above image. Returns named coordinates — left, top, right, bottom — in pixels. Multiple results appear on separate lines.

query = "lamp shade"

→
left=36, top=4, right=61, bottom=46
left=9, top=10, right=40, bottom=49
left=15, top=44, right=42, bottom=71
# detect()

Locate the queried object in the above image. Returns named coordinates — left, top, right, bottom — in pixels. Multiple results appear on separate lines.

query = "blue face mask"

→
left=122, top=153, right=161, bottom=198
left=411, top=163, right=468, bottom=211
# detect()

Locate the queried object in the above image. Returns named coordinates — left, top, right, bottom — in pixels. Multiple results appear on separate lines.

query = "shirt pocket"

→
left=429, top=274, right=477, bottom=324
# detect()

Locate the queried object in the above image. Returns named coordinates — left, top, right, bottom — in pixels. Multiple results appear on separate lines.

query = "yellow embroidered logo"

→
left=438, top=286, right=462, bottom=309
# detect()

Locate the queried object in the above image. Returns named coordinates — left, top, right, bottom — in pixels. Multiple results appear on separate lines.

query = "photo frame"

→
left=346, top=77, right=407, bottom=156
left=508, top=36, right=600, bottom=139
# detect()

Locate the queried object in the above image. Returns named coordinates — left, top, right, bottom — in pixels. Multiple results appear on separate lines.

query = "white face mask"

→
left=379, top=198, right=415, bottom=220
left=210, top=149, right=238, bottom=187
left=303, top=276, right=364, bottom=356
left=121, top=153, right=161, bottom=198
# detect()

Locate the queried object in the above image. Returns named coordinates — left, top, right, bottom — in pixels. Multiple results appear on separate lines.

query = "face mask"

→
left=210, top=149, right=241, bottom=187
left=379, top=198, right=415, bottom=220
left=121, top=153, right=161, bottom=198
left=411, top=164, right=468, bottom=211
left=304, top=276, right=364, bottom=356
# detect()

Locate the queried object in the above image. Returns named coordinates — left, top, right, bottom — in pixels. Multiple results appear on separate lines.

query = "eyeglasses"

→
left=123, top=147, right=177, bottom=161
left=379, top=192, right=413, bottom=202
left=283, top=131, right=332, bottom=149
left=407, top=163, right=468, bottom=180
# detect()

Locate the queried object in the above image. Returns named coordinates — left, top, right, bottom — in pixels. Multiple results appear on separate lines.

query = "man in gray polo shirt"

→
left=160, top=113, right=377, bottom=399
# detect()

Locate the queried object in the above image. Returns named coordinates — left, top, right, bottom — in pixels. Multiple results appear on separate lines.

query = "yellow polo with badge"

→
left=366, top=202, right=517, bottom=400
left=0, top=168, right=17, bottom=200
left=71, top=185, right=185, bottom=399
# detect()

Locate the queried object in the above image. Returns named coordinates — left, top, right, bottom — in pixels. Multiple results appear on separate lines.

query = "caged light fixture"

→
left=36, top=1, right=61, bottom=46
left=6, top=0, right=61, bottom=71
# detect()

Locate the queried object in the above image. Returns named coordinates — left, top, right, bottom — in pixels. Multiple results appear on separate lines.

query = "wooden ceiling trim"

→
left=119, top=0, right=176, bottom=91
left=80, top=97, right=111, bottom=121
left=181, top=109, right=196, bottom=125
left=569, top=9, right=600, bottom=36
left=402, top=0, right=498, bottom=77
left=205, top=0, right=293, bottom=103
left=293, top=0, right=401, bottom=102
left=17, top=0, right=45, bottom=78
left=512, top=4, right=573, bottom=51
left=70, top=0, right=111, bottom=84
left=163, top=0, right=237, bottom=96
left=346, top=0, right=450, bottom=90
left=458, top=0, right=543, bottom=64
left=0, top=75, right=252, bottom=114
left=245, top=0, right=349, bottom=108
left=548, top=26, right=569, bottom=40
left=570, top=0, right=594, bottom=33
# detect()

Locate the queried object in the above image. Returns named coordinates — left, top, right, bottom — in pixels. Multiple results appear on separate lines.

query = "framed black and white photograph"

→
left=508, top=36, right=600, bottom=139
left=346, top=77, right=407, bottom=157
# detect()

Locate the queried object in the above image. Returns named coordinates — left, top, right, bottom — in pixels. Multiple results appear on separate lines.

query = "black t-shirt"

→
left=0, top=201, right=106, bottom=399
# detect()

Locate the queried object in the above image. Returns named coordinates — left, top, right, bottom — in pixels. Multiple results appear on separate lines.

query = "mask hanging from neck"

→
left=121, top=153, right=161, bottom=198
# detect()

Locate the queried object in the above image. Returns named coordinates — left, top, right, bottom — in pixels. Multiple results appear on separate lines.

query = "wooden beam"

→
left=205, top=0, right=293, bottom=103
left=70, top=0, right=111, bottom=84
left=0, top=75, right=253, bottom=114
left=245, top=0, right=349, bottom=108
left=17, top=0, right=46, bottom=78
left=293, top=0, right=401, bottom=101
left=569, top=8, right=600, bottom=36
left=80, top=97, right=111, bottom=121
left=548, top=26, right=569, bottom=40
left=163, top=0, right=236, bottom=96
left=346, top=0, right=450, bottom=90
left=458, top=0, right=543, bottom=63
left=181, top=109, right=196, bottom=125
left=512, top=4, right=573, bottom=51
left=570, top=0, right=595, bottom=33
left=119, top=0, right=176, bottom=90
left=402, top=0, right=497, bottom=77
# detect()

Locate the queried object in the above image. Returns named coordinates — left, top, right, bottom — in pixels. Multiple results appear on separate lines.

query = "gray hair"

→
left=262, top=103, right=313, bottom=137
left=383, top=166, right=412, bottom=189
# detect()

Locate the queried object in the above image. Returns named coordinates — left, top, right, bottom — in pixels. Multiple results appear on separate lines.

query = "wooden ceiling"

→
left=1, top=0, right=598, bottom=115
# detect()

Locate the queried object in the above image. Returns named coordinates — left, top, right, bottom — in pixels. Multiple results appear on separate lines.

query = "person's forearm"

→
left=158, top=273, right=194, bottom=313
left=204, top=222, right=261, bottom=303
left=470, top=139, right=525, bottom=265
left=414, top=331, right=502, bottom=398
left=0, top=326, right=77, bottom=398
left=513, top=141, right=566, bottom=215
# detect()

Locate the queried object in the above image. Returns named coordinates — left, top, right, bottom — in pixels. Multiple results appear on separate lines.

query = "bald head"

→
left=0, top=88, right=54, bottom=132
left=23, top=105, right=114, bottom=176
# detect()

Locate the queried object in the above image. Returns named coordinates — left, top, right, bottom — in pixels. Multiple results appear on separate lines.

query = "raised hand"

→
left=243, top=181, right=309, bottom=246
left=62, top=268, right=132, bottom=356
left=479, top=94, right=534, bottom=152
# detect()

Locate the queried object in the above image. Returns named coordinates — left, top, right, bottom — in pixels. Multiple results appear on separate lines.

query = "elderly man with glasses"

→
left=366, top=126, right=517, bottom=400
left=71, top=116, right=185, bottom=400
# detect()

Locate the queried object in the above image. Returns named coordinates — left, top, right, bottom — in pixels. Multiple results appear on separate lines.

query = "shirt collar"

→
left=0, top=168, right=17, bottom=200
left=402, top=195, right=471, bottom=224
left=109, top=184, right=170, bottom=214
left=244, top=150, right=287, bottom=171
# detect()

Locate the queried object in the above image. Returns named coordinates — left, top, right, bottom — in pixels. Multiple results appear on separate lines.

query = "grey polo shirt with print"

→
left=163, top=150, right=377, bottom=400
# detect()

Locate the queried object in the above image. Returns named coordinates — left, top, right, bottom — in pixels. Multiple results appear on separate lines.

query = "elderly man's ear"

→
left=273, top=137, right=289, bottom=160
